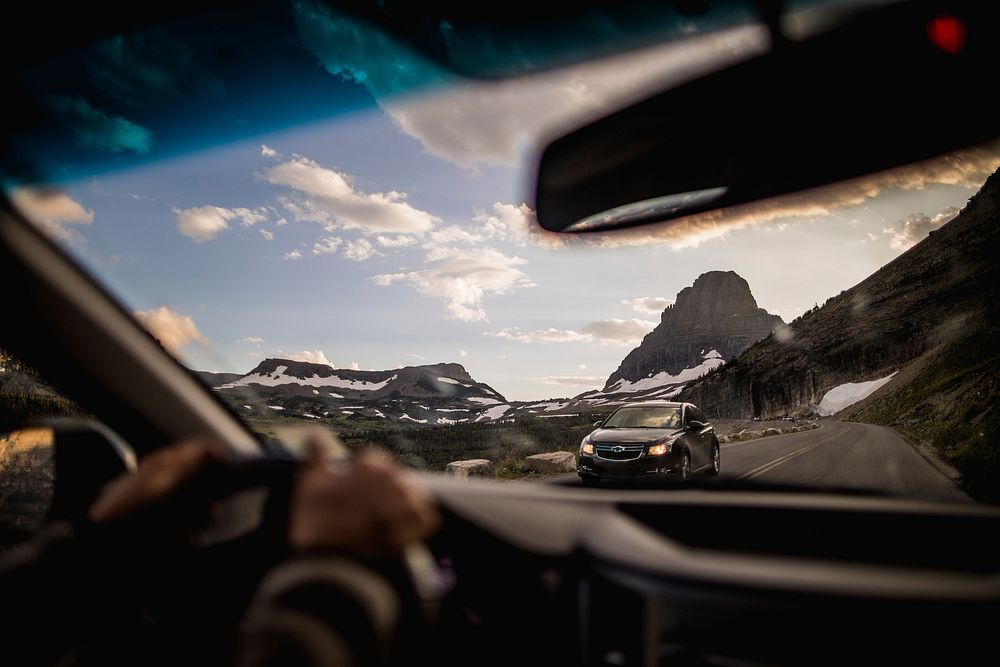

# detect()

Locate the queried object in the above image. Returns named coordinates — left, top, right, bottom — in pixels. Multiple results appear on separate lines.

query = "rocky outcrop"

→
left=523, top=451, right=577, bottom=473
left=606, top=271, right=783, bottom=389
left=445, top=459, right=495, bottom=478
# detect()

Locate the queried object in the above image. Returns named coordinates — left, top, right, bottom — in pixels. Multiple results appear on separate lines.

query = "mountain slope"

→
left=208, top=358, right=510, bottom=425
left=606, top=271, right=783, bottom=389
left=678, top=169, right=1000, bottom=498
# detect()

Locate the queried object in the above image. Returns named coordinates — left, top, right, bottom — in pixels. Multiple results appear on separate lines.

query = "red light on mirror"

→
left=927, top=15, right=966, bottom=55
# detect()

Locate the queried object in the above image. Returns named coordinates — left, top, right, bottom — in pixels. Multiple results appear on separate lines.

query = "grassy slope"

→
left=244, top=412, right=607, bottom=474
left=842, top=313, right=1000, bottom=501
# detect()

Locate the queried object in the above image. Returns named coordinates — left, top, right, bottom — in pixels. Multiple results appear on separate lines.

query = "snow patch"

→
left=220, top=366, right=396, bottom=392
left=538, top=413, right=580, bottom=418
left=329, top=393, right=344, bottom=399
left=524, top=401, right=568, bottom=412
left=242, top=405, right=252, bottom=410
left=302, top=413, right=320, bottom=419
left=475, top=404, right=510, bottom=422
left=267, top=405, right=284, bottom=411
left=817, top=372, right=897, bottom=416
left=399, top=413, right=428, bottom=423
left=435, top=417, right=470, bottom=425
left=435, top=408, right=469, bottom=413
left=467, top=396, right=501, bottom=405
left=607, top=350, right=724, bottom=393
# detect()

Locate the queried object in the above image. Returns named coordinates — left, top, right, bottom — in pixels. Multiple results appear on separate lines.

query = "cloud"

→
left=232, top=207, right=268, bottom=226
left=288, top=350, right=333, bottom=366
left=133, top=306, right=206, bottom=356
left=284, top=249, right=302, bottom=260
left=581, top=319, right=656, bottom=344
left=539, top=376, right=604, bottom=387
left=47, top=95, right=153, bottom=154
left=174, top=205, right=268, bottom=242
left=882, top=206, right=959, bottom=250
left=85, top=27, right=224, bottom=108
left=428, top=225, right=484, bottom=245
left=260, top=229, right=274, bottom=240
left=240, top=336, right=264, bottom=344
left=372, top=247, right=533, bottom=321
left=579, top=364, right=587, bottom=370
left=276, top=218, right=288, bottom=226
left=10, top=187, right=94, bottom=241
left=312, top=236, right=343, bottom=254
left=266, top=155, right=439, bottom=234
left=621, top=296, right=673, bottom=314
left=490, top=318, right=655, bottom=346
left=586, top=144, right=1000, bottom=250
left=376, top=234, right=417, bottom=247
left=477, top=202, right=567, bottom=249
left=459, top=349, right=468, bottom=358
left=343, top=238, right=379, bottom=261
left=491, top=328, right=591, bottom=343
left=380, top=27, right=768, bottom=168
left=261, top=144, right=277, bottom=158
left=407, top=353, right=427, bottom=361
left=347, top=361, right=361, bottom=371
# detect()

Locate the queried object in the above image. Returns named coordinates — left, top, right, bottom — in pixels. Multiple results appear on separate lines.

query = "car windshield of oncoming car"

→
left=2, top=3, right=998, bottom=505
left=603, top=407, right=682, bottom=430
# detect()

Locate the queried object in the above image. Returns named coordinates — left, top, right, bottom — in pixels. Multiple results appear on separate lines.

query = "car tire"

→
left=707, top=443, right=721, bottom=476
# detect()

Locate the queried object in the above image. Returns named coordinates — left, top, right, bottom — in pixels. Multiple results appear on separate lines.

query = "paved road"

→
left=563, top=421, right=970, bottom=502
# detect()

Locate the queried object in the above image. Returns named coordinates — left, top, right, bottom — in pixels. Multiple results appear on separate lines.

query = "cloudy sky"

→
left=11, top=17, right=999, bottom=401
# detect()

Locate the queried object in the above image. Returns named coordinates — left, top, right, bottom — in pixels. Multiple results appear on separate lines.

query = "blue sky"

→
left=10, top=22, right=999, bottom=401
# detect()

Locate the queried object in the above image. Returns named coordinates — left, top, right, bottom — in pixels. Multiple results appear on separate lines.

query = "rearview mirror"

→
left=534, top=2, right=1000, bottom=233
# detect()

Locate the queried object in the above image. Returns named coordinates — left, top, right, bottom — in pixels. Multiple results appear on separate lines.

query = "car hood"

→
left=591, top=428, right=682, bottom=443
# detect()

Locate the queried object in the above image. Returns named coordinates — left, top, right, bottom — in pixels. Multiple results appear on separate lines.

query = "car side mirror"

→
left=593, top=420, right=604, bottom=428
left=45, top=418, right=136, bottom=524
left=0, top=419, right=135, bottom=546
left=689, top=420, right=705, bottom=430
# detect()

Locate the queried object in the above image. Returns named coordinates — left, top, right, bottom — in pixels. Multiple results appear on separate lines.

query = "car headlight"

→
left=581, top=440, right=595, bottom=456
left=647, top=442, right=670, bottom=456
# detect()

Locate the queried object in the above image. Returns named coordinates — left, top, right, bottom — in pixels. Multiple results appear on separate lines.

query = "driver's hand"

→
left=87, top=439, right=220, bottom=524
left=288, top=443, right=441, bottom=556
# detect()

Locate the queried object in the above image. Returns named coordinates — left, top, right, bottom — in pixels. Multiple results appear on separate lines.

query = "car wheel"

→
left=707, top=444, right=721, bottom=477
left=680, top=452, right=691, bottom=481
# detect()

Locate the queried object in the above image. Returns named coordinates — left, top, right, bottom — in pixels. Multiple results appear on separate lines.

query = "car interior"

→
left=1, top=1, right=999, bottom=665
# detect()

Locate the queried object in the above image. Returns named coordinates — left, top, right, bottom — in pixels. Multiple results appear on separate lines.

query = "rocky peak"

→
left=671, top=271, right=762, bottom=321
left=606, top=271, right=783, bottom=388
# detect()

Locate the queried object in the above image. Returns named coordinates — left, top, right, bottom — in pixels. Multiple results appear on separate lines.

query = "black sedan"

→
left=577, top=402, right=720, bottom=485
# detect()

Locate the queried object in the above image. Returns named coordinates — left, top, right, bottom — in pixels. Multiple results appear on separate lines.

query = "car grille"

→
left=594, top=443, right=645, bottom=461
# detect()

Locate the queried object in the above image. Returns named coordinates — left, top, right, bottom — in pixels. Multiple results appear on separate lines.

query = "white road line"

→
left=737, top=427, right=853, bottom=480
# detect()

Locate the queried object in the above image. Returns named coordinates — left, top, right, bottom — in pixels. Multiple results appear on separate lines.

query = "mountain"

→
left=195, top=371, right=243, bottom=387
left=607, top=271, right=783, bottom=391
left=677, top=169, right=1000, bottom=498
left=496, top=272, right=784, bottom=419
left=206, top=358, right=511, bottom=425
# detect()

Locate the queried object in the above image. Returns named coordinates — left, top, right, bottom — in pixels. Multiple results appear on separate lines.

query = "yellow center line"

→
left=737, top=427, right=852, bottom=481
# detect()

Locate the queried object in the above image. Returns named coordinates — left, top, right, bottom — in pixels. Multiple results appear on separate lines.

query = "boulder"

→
left=524, top=451, right=577, bottom=473
left=763, top=428, right=781, bottom=436
left=445, top=459, right=495, bottom=478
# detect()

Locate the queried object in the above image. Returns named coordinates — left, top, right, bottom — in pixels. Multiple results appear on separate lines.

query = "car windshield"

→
left=1, top=1, right=996, bottom=505
left=602, top=407, right=682, bottom=430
